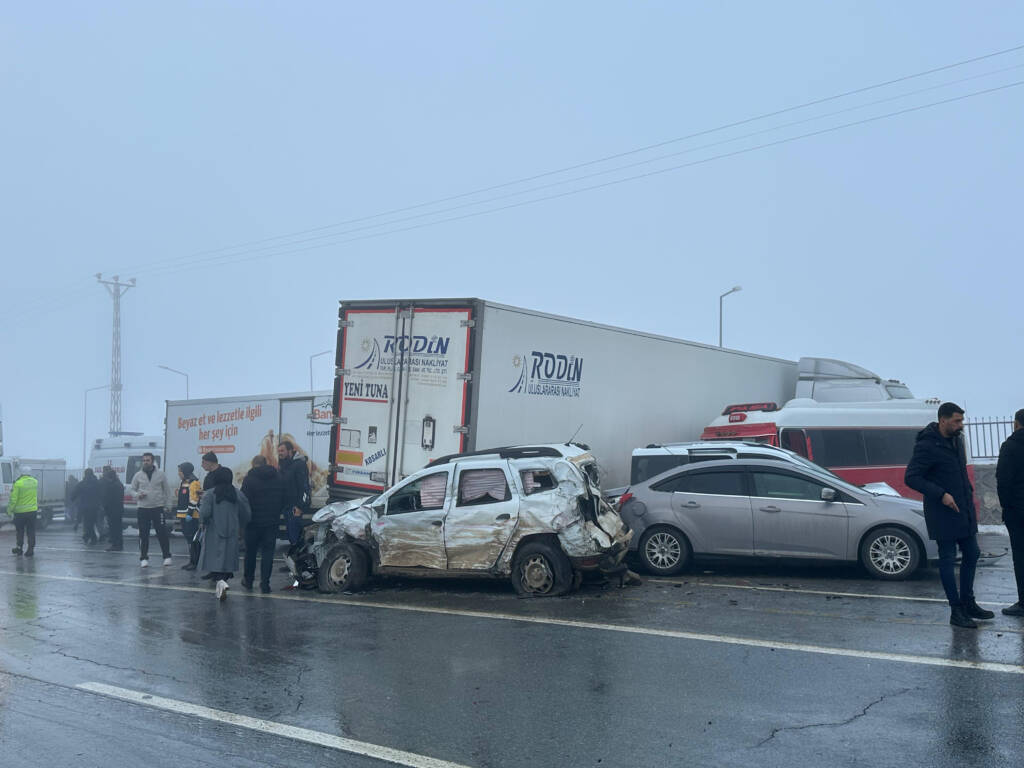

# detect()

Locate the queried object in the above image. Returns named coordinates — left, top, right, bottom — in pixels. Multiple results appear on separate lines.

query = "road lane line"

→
left=647, top=578, right=1005, bottom=607
left=4, top=568, right=1023, bottom=675
left=76, top=682, right=471, bottom=768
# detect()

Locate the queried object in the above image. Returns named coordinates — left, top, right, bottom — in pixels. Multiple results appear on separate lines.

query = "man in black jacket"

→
left=99, top=466, right=125, bottom=551
left=905, top=402, right=992, bottom=628
left=277, top=440, right=310, bottom=546
left=240, top=456, right=285, bottom=593
left=997, top=408, right=1024, bottom=616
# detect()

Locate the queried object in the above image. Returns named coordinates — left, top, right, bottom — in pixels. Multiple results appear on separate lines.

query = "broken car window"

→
left=458, top=468, right=511, bottom=506
left=521, top=469, right=556, bottom=495
left=387, top=471, right=449, bottom=514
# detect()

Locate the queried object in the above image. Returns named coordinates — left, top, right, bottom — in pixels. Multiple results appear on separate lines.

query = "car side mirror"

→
left=373, top=503, right=386, bottom=516
left=821, top=488, right=836, bottom=502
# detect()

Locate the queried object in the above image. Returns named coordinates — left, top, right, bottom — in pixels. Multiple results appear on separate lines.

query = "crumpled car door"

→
left=443, top=462, right=520, bottom=570
left=373, top=470, right=449, bottom=569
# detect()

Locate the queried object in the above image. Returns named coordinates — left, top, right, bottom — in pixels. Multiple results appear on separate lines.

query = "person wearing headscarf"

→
left=99, top=465, right=125, bottom=551
left=197, top=469, right=251, bottom=600
left=176, top=462, right=202, bottom=570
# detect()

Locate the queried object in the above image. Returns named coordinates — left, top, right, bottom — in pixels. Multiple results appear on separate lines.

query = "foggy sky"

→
left=1, top=1, right=1022, bottom=465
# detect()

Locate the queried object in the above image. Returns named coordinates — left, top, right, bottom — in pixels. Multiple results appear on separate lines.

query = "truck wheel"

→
left=638, top=525, right=691, bottom=576
left=860, top=527, right=921, bottom=580
left=36, top=512, right=52, bottom=531
left=511, top=541, right=573, bottom=597
left=317, top=542, right=368, bottom=593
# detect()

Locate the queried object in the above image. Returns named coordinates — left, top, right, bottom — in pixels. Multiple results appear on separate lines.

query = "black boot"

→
left=964, top=598, right=995, bottom=620
left=950, top=606, right=978, bottom=628
left=1002, top=602, right=1024, bottom=616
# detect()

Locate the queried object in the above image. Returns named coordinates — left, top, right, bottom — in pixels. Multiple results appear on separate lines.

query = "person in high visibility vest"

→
left=7, top=473, right=39, bottom=557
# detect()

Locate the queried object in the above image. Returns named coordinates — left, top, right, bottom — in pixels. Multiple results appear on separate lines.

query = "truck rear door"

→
left=331, top=304, right=475, bottom=498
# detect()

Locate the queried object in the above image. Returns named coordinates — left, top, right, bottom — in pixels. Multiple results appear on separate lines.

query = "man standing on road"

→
left=100, top=465, right=125, bottom=551
left=72, top=468, right=101, bottom=545
left=277, top=440, right=310, bottom=547
left=130, top=452, right=173, bottom=568
left=997, top=408, right=1024, bottom=616
left=176, top=462, right=202, bottom=570
left=240, top=455, right=285, bottom=593
left=7, top=471, right=38, bottom=557
left=905, top=402, right=993, bottom=628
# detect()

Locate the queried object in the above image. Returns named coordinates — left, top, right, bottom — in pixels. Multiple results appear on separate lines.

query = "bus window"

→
left=780, top=429, right=808, bottom=457
left=863, top=429, right=919, bottom=466
left=807, top=429, right=868, bottom=468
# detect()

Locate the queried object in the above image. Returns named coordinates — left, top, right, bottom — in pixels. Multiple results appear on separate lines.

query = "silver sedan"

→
left=617, top=458, right=938, bottom=580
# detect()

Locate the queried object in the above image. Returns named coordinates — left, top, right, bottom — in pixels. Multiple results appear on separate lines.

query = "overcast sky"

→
left=1, top=2, right=1021, bottom=465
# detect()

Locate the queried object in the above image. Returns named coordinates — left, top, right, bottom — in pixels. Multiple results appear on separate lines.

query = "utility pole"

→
left=96, top=274, right=136, bottom=434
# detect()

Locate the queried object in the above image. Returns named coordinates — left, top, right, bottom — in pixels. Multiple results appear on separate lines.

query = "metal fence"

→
left=966, top=418, right=1014, bottom=460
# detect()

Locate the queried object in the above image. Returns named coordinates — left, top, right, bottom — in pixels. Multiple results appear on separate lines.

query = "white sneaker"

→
left=215, top=580, right=229, bottom=600
left=140, top=559, right=149, bottom=568
left=163, top=557, right=173, bottom=566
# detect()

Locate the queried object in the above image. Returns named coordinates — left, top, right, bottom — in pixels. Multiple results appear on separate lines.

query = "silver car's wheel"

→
left=510, top=541, right=573, bottom=597
left=520, top=554, right=555, bottom=594
left=860, top=527, right=921, bottom=581
left=317, top=542, right=368, bottom=593
left=638, top=526, right=691, bottom=576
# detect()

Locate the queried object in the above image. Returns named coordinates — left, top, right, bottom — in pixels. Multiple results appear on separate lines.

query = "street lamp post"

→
left=157, top=364, right=190, bottom=399
left=719, top=285, right=742, bottom=348
left=83, top=384, right=109, bottom=468
left=310, top=349, right=332, bottom=391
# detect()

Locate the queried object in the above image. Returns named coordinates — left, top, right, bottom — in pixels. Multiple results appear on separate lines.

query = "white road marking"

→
left=76, top=682, right=472, bottom=768
left=3, top=568, right=1023, bottom=675
left=647, top=578, right=1004, bottom=607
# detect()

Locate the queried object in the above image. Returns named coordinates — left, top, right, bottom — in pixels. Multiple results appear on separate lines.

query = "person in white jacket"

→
left=130, top=452, right=173, bottom=567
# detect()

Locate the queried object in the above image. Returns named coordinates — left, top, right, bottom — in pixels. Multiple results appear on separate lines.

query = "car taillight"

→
left=617, top=491, right=633, bottom=509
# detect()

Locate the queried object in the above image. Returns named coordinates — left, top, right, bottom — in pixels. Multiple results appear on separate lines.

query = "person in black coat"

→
left=997, top=408, right=1024, bottom=616
left=905, top=402, right=992, bottom=628
left=240, top=455, right=285, bottom=593
left=277, top=441, right=310, bottom=546
left=72, top=468, right=102, bottom=545
left=99, top=466, right=125, bottom=551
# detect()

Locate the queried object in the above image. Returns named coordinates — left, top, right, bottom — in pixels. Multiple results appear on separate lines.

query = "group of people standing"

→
left=15, top=441, right=311, bottom=601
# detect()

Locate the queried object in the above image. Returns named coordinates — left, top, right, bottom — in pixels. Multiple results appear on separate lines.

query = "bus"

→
left=700, top=398, right=947, bottom=499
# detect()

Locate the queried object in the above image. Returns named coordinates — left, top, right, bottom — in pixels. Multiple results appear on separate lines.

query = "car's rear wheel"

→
left=318, top=542, right=368, bottom=593
left=511, top=541, right=573, bottom=597
left=638, top=525, right=691, bottom=576
left=860, top=527, right=921, bottom=580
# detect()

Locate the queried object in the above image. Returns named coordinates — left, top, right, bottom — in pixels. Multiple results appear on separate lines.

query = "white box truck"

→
left=328, top=299, right=799, bottom=500
left=164, top=391, right=333, bottom=509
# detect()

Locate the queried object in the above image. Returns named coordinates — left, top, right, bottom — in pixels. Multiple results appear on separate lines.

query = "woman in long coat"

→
left=198, top=473, right=251, bottom=600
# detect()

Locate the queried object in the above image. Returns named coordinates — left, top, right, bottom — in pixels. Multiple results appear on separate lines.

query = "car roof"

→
left=633, top=456, right=845, bottom=489
left=429, top=442, right=591, bottom=467
left=632, top=440, right=789, bottom=456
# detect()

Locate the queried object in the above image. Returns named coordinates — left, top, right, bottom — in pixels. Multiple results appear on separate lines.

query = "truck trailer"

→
left=328, top=298, right=798, bottom=501
left=164, top=391, right=333, bottom=509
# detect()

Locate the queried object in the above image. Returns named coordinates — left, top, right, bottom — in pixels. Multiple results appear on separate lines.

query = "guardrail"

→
left=966, top=418, right=1014, bottom=460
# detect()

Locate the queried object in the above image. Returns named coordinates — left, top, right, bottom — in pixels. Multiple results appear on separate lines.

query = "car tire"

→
left=317, top=542, right=368, bottom=593
left=511, top=540, right=573, bottom=597
left=638, top=525, right=691, bottom=576
left=860, top=526, right=921, bottom=581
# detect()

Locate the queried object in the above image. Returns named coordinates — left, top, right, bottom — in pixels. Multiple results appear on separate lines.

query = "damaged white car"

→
left=286, top=444, right=633, bottom=597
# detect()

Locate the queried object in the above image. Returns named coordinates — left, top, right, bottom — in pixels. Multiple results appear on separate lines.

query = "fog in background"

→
left=1, top=1, right=1021, bottom=464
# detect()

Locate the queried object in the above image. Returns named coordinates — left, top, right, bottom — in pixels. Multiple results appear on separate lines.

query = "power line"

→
left=124, top=62, right=1024, bottom=280
left=102, top=42, right=1024, bottom=277
left=133, top=79, right=1024, bottom=278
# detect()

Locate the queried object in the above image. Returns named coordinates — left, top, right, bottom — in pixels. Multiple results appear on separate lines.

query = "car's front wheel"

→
left=318, top=542, right=369, bottom=593
left=860, top=527, right=921, bottom=580
left=511, top=541, right=573, bottom=597
left=638, top=525, right=692, bottom=576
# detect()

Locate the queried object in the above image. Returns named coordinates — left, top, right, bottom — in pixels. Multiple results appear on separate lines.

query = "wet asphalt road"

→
left=2, top=524, right=1024, bottom=767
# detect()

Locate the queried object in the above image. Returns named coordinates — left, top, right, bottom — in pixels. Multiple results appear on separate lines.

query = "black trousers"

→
left=106, top=511, right=123, bottom=549
left=244, top=524, right=278, bottom=587
left=81, top=507, right=99, bottom=543
left=1006, top=515, right=1024, bottom=604
left=14, top=512, right=36, bottom=552
left=137, top=507, right=171, bottom=560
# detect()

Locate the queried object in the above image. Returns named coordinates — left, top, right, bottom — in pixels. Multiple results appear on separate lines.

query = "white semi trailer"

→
left=328, top=299, right=798, bottom=500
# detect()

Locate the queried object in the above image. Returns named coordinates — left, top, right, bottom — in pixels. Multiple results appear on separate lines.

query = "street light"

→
left=83, top=384, right=109, bottom=468
left=310, top=349, right=332, bottom=391
left=719, top=285, right=742, bottom=348
left=157, top=364, right=189, bottom=399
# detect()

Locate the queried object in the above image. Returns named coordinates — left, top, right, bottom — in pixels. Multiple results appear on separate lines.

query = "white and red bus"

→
left=700, top=398, right=948, bottom=499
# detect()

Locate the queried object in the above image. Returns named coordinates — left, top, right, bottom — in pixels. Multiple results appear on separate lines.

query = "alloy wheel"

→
left=645, top=531, right=682, bottom=570
left=869, top=534, right=911, bottom=575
